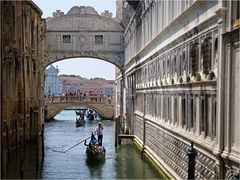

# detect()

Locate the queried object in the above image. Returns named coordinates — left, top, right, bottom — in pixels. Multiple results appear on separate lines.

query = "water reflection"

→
left=2, top=142, right=42, bottom=179
left=85, top=158, right=105, bottom=179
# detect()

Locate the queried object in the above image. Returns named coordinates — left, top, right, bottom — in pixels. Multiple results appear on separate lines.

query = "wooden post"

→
left=115, top=117, right=118, bottom=146
left=6, top=125, right=9, bottom=154
left=15, top=118, right=18, bottom=148
left=115, top=116, right=120, bottom=146
left=20, top=158, right=24, bottom=179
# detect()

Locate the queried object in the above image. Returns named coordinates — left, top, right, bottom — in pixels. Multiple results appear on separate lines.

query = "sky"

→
left=33, top=0, right=117, bottom=80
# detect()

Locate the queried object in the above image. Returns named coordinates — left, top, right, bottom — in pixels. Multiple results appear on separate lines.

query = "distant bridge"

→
left=45, top=95, right=114, bottom=120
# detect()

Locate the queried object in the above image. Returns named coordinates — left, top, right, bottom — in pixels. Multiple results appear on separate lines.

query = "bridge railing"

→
left=45, top=95, right=114, bottom=105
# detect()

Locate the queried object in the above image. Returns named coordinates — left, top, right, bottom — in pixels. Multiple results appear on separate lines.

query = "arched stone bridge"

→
left=45, top=95, right=114, bottom=120
left=43, top=6, right=124, bottom=72
left=42, top=5, right=125, bottom=125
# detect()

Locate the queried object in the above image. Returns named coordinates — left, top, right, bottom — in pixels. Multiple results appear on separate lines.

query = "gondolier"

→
left=94, top=122, right=103, bottom=146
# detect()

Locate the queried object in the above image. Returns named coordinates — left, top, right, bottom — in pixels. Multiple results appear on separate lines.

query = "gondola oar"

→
left=52, top=136, right=91, bottom=153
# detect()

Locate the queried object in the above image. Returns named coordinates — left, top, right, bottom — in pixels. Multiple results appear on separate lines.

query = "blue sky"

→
left=33, top=0, right=117, bottom=80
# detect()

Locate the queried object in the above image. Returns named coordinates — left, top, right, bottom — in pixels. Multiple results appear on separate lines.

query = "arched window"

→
left=190, top=42, right=199, bottom=76
left=163, top=60, right=165, bottom=76
left=182, top=50, right=186, bottom=71
left=214, top=37, right=218, bottom=66
left=174, top=55, right=177, bottom=74
left=167, top=57, right=170, bottom=74
left=202, top=37, right=212, bottom=74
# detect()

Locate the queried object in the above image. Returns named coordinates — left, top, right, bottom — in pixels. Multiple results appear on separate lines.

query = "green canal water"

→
left=3, top=110, right=165, bottom=179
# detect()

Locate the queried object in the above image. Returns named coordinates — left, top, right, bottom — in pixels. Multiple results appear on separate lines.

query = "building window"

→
left=95, top=35, right=103, bottom=44
left=233, top=0, right=240, bottom=29
left=190, top=42, right=199, bottom=76
left=202, top=37, right=212, bottom=74
left=182, top=97, right=186, bottom=127
left=62, top=35, right=71, bottom=43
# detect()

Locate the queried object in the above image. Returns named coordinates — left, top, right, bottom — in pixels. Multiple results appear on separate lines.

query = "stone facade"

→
left=117, top=0, right=240, bottom=179
left=1, top=1, right=45, bottom=150
left=44, top=65, right=61, bottom=96
left=59, top=76, right=115, bottom=97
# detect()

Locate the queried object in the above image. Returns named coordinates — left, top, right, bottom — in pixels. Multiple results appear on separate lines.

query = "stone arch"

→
left=46, top=102, right=114, bottom=120
left=43, top=55, right=124, bottom=75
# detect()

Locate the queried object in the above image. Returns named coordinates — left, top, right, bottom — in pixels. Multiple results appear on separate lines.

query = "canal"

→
left=3, top=110, right=164, bottom=179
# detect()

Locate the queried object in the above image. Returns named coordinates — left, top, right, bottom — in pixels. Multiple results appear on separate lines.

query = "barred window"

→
left=190, top=42, right=199, bottom=76
left=202, top=37, right=212, bottom=74
left=62, top=35, right=71, bottom=43
left=95, top=35, right=103, bottom=44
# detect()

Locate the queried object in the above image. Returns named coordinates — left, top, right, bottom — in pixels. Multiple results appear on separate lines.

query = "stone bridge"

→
left=45, top=95, right=114, bottom=120
left=43, top=6, right=124, bottom=71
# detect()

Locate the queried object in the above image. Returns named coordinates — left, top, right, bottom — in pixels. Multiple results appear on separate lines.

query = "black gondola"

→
left=75, top=110, right=85, bottom=127
left=87, top=113, right=94, bottom=121
left=84, top=133, right=106, bottom=160
left=75, top=116, right=85, bottom=127
left=87, top=109, right=94, bottom=120
left=75, top=110, right=81, bottom=116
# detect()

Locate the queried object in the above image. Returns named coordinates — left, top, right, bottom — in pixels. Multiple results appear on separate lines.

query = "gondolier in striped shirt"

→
left=94, top=122, right=104, bottom=146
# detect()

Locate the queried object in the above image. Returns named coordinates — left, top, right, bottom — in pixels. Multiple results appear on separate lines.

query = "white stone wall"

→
left=120, top=0, right=240, bottom=178
left=44, top=65, right=61, bottom=96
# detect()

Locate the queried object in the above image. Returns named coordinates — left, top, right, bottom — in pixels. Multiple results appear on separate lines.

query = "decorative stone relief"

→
left=67, top=6, right=98, bottom=16
left=144, top=123, right=217, bottom=179
left=101, top=10, right=113, bottom=18
left=53, top=10, right=64, bottom=17
left=134, top=115, right=144, bottom=141
left=79, top=35, right=89, bottom=50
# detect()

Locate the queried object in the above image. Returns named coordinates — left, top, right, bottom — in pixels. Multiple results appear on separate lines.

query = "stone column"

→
left=178, top=95, right=183, bottom=127
left=214, top=7, right=227, bottom=160
left=222, top=42, right=231, bottom=155
left=208, top=95, right=213, bottom=139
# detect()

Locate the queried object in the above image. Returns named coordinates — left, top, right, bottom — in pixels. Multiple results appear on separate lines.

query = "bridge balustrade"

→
left=45, top=95, right=114, bottom=105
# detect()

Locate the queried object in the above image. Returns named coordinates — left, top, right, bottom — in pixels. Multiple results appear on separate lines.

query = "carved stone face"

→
left=79, top=36, right=85, bottom=44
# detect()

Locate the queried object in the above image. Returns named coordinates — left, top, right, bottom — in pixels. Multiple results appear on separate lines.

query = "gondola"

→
left=86, top=109, right=94, bottom=120
left=75, top=110, right=81, bottom=116
left=84, top=133, right=106, bottom=160
left=87, top=113, right=94, bottom=121
left=75, top=116, right=85, bottom=127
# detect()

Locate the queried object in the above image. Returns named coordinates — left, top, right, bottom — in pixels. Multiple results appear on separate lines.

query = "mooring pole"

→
left=187, top=141, right=197, bottom=179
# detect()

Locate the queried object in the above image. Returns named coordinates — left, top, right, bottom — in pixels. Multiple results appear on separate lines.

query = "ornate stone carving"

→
left=143, top=123, right=217, bottom=179
left=52, top=10, right=64, bottom=17
left=101, top=10, right=113, bottom=18
left=44, top=6, right=124, bottom=71
left=67, top=6, right=98, bottom=15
